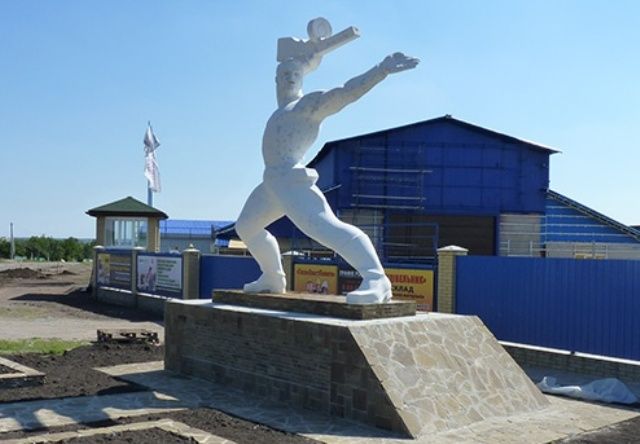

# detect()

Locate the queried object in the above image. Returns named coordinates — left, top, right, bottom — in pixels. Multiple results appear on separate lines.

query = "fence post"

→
left=282, top=254, right=294, bottom=291
left=91, top=245, right=105, bottom=299
left=437, top=245, right=468, bottom=313
left=182, top=245, right=201, bottom=300
left=131, top=246, right=145, bottom=307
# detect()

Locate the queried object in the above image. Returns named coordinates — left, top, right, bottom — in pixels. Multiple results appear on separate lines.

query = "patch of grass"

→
left=0, top=339, right=88, bottom=355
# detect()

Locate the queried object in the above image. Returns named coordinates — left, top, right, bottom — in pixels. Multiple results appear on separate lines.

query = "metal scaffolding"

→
left=349, top=141, right=431, bottom=211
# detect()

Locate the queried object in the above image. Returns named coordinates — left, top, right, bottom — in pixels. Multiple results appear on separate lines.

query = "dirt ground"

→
left=0, top=262, right=316, bottom=443
left=51, top=428, right=196, bottom=444
left=0, top=343, right=162, bottom=403
left=0, top=261, right=164, bottom=341
left=2, top=261, right=640, bottom=443
left=0, top=343, right=316, bottom=444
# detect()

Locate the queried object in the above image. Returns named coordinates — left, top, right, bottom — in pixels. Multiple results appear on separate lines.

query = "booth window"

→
left=104, top=217, right=147, bottom=248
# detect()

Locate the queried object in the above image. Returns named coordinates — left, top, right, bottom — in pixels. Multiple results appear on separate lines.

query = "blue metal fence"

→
left=199, top=255, right=260, bottom=298
left=456, top=256, right=640, bottom=361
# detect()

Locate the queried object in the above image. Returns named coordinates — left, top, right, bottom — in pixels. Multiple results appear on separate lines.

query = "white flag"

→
left=143, top=124, right=161, bottom=192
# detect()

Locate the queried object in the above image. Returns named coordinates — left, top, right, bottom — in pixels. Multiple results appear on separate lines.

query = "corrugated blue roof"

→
left=159, top=219, right=234, bottom=236
left=308, top=115, right=559, bottom=168
left=545, top=191, right=640, bottom=244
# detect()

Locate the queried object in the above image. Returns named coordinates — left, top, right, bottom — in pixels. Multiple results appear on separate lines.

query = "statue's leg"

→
left=236, top=183, right=286, bottom=293
left=283, top=184, right=392, bottom=304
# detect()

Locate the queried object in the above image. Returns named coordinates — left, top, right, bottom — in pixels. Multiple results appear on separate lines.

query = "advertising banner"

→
left=137, top=254, right=182, bottom=295
left=338, top=268, right=362, bottom=295
left=336, top=265, right=434, bottom=310
left=96, top=253, right=110, bottom=286
left=96, top=252, right=131, bottom=289
left=385, top=267, right=434, bottom=310
left=293, top=263, right=338, bottom=295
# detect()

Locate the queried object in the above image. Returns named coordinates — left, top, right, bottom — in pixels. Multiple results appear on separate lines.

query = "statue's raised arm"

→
left=304, top=52, right=420, bottom=121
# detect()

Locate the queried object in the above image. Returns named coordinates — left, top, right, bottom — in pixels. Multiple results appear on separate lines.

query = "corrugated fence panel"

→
left=456, top=256, right=640, bottom=361
left=199, top=255, right=261, bottom=298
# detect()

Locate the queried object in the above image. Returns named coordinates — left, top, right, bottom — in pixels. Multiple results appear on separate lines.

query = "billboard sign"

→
left=385, top=267, right=434, bottom=310
left=137, top=254, right=182, bottom=296
left=96, top=252, right=132, bottom=290
left=293, top=263, right=338, bottom=295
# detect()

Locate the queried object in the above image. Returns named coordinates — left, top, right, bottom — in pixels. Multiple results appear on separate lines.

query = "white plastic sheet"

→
left=537, top=376, right=639, bottom=405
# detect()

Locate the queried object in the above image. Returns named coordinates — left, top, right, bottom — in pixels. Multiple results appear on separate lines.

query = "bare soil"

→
left=0, top=261, right=163, bottom=341
left=0, top=343, right=316, bottom=443
left=555, top=416, right=640, bottom=443
left=1, top=262, right=639, bottom=443
left=0, top=267, right=49, bottom=280
left=0, top=343, right=162, bottom=403
left=52, top=428, right=196, bottom=444
left=0, top=263, right=316, bottom=443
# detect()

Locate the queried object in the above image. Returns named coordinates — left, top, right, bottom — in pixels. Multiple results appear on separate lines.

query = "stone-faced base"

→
left=212, top=290, right=416, bottom=320
left=165, top=300, right=549, bottom=438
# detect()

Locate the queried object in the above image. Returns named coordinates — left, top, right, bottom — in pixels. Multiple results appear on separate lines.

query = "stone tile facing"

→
left=104, top=361, right=640, bottom=444
left=212, top=290, right=416, bottom=320
left=349, top=314, right=550, bottom=438
left=0, top=390, right=187, bottom=433
left=165, top=300, right=549, bottom=439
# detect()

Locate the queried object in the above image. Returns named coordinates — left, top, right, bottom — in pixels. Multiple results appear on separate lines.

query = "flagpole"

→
left=9, top=222, right=15, bottom=260
left=147, top=182, right=153, bottom=207
left=146, top=121, right=152, bottom=207
left=143, top=122, right=160, bottom=207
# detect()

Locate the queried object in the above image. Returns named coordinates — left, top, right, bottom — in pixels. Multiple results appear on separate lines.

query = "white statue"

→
left=235, top=18, right=419, bottom=304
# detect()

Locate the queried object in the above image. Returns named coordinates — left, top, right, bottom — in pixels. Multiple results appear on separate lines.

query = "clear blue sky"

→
left=1, top=1, right=639, bottom=239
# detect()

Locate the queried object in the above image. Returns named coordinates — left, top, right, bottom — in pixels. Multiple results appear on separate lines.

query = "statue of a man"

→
left=235, top=19, right=419, bottom=304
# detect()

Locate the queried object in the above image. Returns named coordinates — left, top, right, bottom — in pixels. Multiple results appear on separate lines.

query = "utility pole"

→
left=9, top=222, right=15, bottom=260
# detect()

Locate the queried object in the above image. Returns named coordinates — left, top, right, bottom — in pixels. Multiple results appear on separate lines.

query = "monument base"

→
left=165, top=294, right=548, bottom=438
left=212, top=289, right=416, bottom=319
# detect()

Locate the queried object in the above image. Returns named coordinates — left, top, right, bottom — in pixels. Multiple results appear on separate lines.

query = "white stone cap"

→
left=437, top=245, right=469, bottom=253
left=183, top=244, right=200, bottom=253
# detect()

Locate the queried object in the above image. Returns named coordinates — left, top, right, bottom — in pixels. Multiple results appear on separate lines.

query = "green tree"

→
left=24, top=236, right=46, bottom=260
left=82, top=240, right=97, bottom=260
left=6, top=237, right=95, bottom=262
left=13, top=239, right=26, bottom=258
left=0, top=238, right=10, bottom=258
left=47, top=238, right=64, bottom=261
left=61, top=237, right=84, bottom=261
left=24, top=236, right=60, bottom=260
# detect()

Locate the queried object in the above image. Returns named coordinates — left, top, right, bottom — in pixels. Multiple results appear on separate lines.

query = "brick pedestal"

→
left=165, top=298, right=548, bottom=438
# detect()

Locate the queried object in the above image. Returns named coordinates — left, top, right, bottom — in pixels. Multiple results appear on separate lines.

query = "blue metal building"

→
left=310, top=114, right=555, bottom=215
left=218, top=115, right=640, bottom=261
left=500, top=190, right=640, bottom=258
left=304, top=115, right=557, bottom=259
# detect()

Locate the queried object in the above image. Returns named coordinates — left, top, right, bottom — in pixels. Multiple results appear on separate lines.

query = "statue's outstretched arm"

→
left=307, top=52, right=419, bottom=121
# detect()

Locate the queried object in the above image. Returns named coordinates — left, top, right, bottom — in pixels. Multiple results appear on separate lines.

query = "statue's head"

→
left=276, top=58, right=305, bottom=101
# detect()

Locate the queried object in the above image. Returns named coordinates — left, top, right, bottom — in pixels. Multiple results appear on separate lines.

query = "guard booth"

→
left=86, top=196, right=168, bottom=252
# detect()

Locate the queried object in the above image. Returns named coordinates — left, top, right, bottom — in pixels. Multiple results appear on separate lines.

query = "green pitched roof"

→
left=86, top=196, right=168, bottom=219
